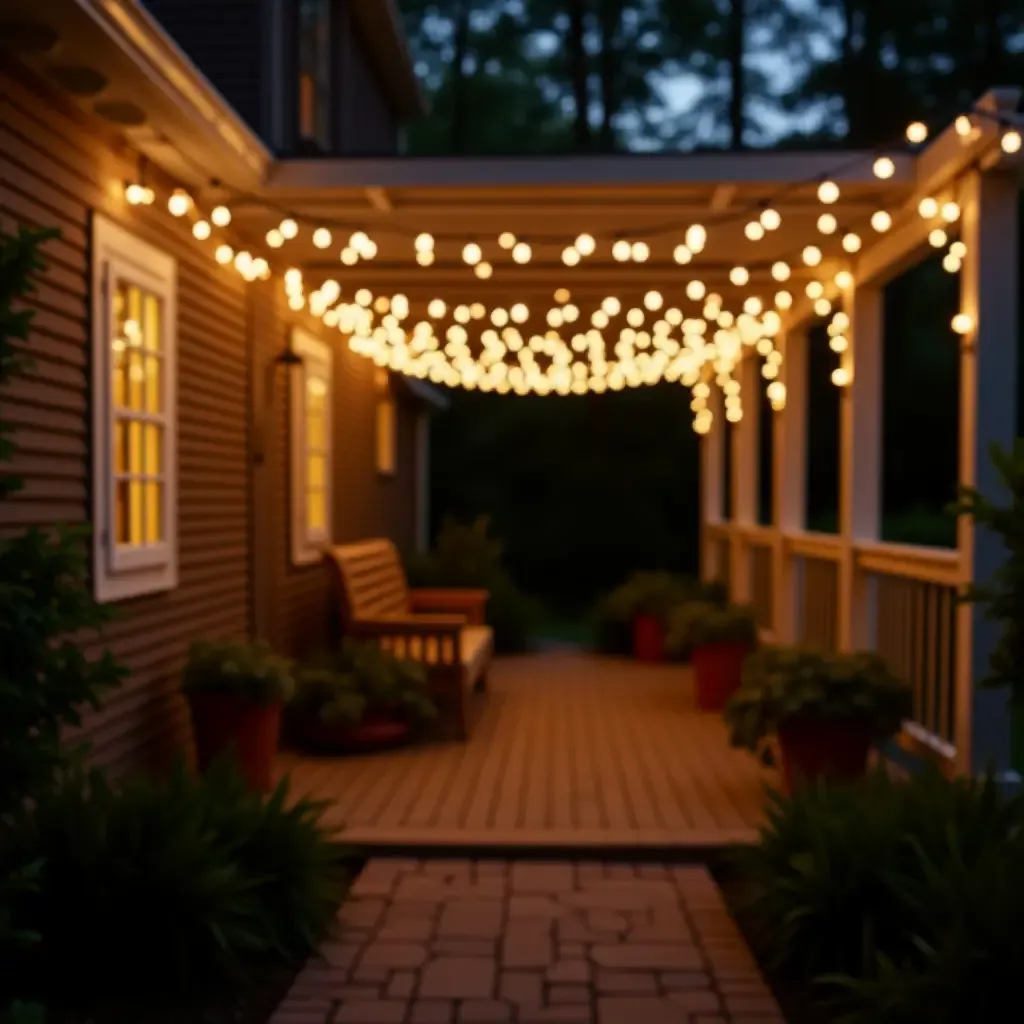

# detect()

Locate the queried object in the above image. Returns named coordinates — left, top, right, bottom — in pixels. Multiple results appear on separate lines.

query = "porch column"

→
left=772, top=328, right=808, bottom=643
left=956, top=169, right=1019, bottom=774
left=414, top=412, right=431, bottom=553
left=699, top=384, right=725, bottom=582
left=837, top=281, right=883, bottom=651
left=730, top=354, right=759, bottom=603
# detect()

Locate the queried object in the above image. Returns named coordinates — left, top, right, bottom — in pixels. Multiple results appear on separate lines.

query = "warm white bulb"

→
left=686, top=280, right=706, bottom=301
left=871, top=210, right=892, bottom=232
left=416, top=250, right=435, bottom=266
left=906, top=121, right=929, bottom=144
left=729, top=266, right=749, bottom=286
left=955, top=115, right=973, bottom=138
left=266, top=229, right=284, bottom=248
left=280, top=218, right=299, bottom=240
left=211, top=205, right=231, bottom=227
left=215, top=244, right=233, bottom=265
left=832, top=366, right=851, bottom=387
left=943, top=253, right=962, bottom=274
left=817, top=213, right=838, bottom=235
left=745, top=221, right=765, bottom=241
left=1002, top=130, right=1022, bottom=154
left=192, top=220, right=211, bottom=241
left=498, top=232, right=517, bottom=249
left=919, top=197, right=939, bottom=219
left=341, top=247, right=359, bottom=266
left=842, top=233, right=862, bottom=253
left=167, top=189, right=191, bottom=217
left=428, top=299, right=446, bottom=318
left=818, top=181, right=840, bottom=204
left=612, top=240, right=631, bottom=262
left=575, top=233, right=596, bottom=256
left=562, top=246, right=581, bottom=266
left=644, top=290, right=663, bottom=311
left=775, top=290, right=793, bottom=310
left=474, top=260, right=493, bottom=279
left=952, top=313, right=974, bottom=335
left=415, top=232, right=434, bottom=253
left=463, top=242, right=482, bottom=265
left=873, top=157, right=896, bottom=180
left=940, top=202, right=961, bottom=223
left=950, top=240, right=967, bottom=259
left=834, top=270, right=854, bottom=290
left=685, top=224, right=707, bottom=253
left=806, top=281, right=824, bottom=299
left=760, top=208, right=781, bottom=231
left=929, top=228, right=948, bottom=248
left=673, top=245, right=692, bottom=265
left=312, top=228, right=332, bottom=249
left=512, top=242, right=532, bottom=264
left=631, top=241, right=650, bottom=262
left=814, top=297, right=832, bottom=316
left=771, top=261, right=791, bottom=282
left=802, top=245, right=823, bottom=266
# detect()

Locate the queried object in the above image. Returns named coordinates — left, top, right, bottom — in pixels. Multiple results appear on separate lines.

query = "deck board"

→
left=275, top=651, right=778, bottom=848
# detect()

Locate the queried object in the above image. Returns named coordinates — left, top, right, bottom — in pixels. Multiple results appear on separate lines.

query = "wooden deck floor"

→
left=275, top=651, right=778, bottom=850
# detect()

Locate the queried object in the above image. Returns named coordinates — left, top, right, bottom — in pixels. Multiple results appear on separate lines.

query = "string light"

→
left=906, top=121, right=929, bottom=144
left=873, top=157, right=896, bottom=179
left=167, top=189, right=192, bottom=216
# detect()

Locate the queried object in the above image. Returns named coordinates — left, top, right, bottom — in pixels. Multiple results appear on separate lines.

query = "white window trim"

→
left=290, top=327, right=334, bottom=566
left=90, top=214, right=178, bottom=603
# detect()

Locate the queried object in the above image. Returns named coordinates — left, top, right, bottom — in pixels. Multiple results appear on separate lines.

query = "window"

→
left=290, top=329, right=333, bottom=565
left=375, top=369, right=397, bottom=476
left=296, top=0, right=331, bottom=150
left=91, top=215, right=178, bottom=603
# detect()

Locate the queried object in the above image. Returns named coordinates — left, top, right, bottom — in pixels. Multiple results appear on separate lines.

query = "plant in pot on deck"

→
left=951, top=440, right=1024, bottom=772
left=182, top=640, right=295, bottom=792
left=288, top=640, right=437, bottom=753
left=723, top=646, right=912, bottom=790
left=602, top=572, right=692, bottom=662
left=666, top=601, right=758, bottom=709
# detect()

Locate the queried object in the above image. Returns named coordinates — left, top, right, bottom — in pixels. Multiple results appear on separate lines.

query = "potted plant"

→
left=288, top=640, right=437, bottom=752
left=952, top=441, right=1024, bottom=772
left=667, top=601, right=758, bottom=709
left=603, top=572, right=706, bottom=662
left=182, top=640, right=294, bottom=792
left=724, top=646, right=912, bottom=790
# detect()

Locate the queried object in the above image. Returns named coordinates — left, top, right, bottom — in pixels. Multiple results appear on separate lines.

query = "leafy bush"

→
left=0, top=226, right=126, bottom=819
left=182, top=639, right=295, bottom=705
left=724, top=647, right=911, bottom=761
left=0, top=760, right=347, bottom=1020
left=666, top=600, right=758, bottom=654
left=407, top=516, right=543, bottom=653
left=291, top=639, right=437, bottom=728
left=593, top=573, right=727, bottom=655
left=727, top=769, right=1024, bottom=1014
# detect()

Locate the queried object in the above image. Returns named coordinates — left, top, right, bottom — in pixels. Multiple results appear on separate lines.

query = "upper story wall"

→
left=142, top=0, right=404, bottom=156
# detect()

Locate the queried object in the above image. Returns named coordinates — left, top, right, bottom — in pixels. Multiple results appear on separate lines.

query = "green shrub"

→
left=0, top=761, right=347, bottom=1020
left=723, top=647, right=911, bottom=763
left=182, top=639, right=295, bottom=705
left=291, top=639, right=437, bottom=727
left=727, top=768, right=1024, bottom=1009
left=666, top=600, right=758, bottom=655
left=0, top=226, right=126, bottom=819
left=407, top=516, right=543, bottom=653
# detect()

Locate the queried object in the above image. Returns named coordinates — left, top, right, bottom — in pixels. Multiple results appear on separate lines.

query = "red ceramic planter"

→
left=778, top=719, right=873, bottom=792
left=632, top=613, right=666, bottom=662
left=188, top=692, right=282, bottom=793
left=692, top=641, right=752, bottom=711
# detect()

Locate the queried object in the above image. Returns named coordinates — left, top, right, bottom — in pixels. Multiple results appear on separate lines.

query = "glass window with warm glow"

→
left=297, top=0, right=331, bottom=149
left=91, top=214, right=178, bottom=604
left=290, top=330, right=333, bottom=565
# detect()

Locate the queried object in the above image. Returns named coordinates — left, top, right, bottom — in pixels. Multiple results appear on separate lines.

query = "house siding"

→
left=0, top=62, right=252, bottom=777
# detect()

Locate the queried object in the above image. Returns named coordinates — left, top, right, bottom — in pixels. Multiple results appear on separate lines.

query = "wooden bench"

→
left=324, top=539, right=493, bottom=739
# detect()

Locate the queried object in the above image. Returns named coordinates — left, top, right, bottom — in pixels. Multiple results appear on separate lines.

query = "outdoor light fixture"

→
left=873, top=156, right=896, bottom=179
left=906, top=121, right=929, bottom=144
left=952, top=313, right=974, bottom=335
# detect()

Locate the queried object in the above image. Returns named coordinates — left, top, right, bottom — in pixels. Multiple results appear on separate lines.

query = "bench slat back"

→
left=326, top=539, right=409, bottom=624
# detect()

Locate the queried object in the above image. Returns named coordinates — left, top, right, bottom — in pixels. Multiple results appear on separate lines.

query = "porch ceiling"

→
left=229, top=152, right=918, bottom=315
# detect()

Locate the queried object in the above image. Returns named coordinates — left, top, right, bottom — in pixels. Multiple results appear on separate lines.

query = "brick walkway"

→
left=271, top=858, right=784, bottom=1024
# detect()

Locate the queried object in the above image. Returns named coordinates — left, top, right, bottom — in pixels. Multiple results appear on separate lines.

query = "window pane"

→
left=143, top=292, right=161, bottom=352
left=128, top=420, right=143, bottom=475
left=112, top=343, right=127, bottom=408
left=115, top=480, right=129, bottom=544
left=128, top=351, right=144, bottom=411
left=297, top=0, right=330, bottom=144
left=144, top=356, right=161, bottom=413
left=114, top=420, right=126, bottom=475
left=145, top=481, right=162, bottom=543
left=307, top=408, right=323, bottom=449
left=144, top=424, right=162, bottom=476
left=307, top=453, right=324, bottom=488
left=307, top=487, right=325, bottom=531
left=129, top=479, right=143, bottom=545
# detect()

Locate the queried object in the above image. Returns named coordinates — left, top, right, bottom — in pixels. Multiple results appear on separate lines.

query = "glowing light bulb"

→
left=817, top=213, right=838, bottom=234
left=462, top=242, right=482, bottom=265
left=674, top=245, right=692, bottom=264
left=341, top=247, right=359, bottom=265
left=802, top=245, right=823, bottom=267
left=266, top=229, right=284, bottom=248
left=312, top=228, right=332, bottom=249
left=685, top=224, right=707, bottom=253
left=834, top=270, right=854, bottom=290
left=1002, top=130, right=1022, bottom=154
left=842, top=233, right=862, bottom=253
left=729, top=266, right=749, bottom=286
left=631, top=241, right=650, bottom=262
left=745, top=221, right=765, bottom=241
left=215, top=244, right=233, bottom=265
left=415, top=232, right=434, bottom=252
left=832, top=366, right=851, bottom=387
left=929, top=228, right=948, bottom=248
left=952, top=313, right=974, bottom=334
left=474, top=261, right=493, bottom=279
left=167, top=189, right=191, bottom=216
left=955, top=115, right=973, bottom=138
left=280, top=218, right=298, bottom=240
left=941, top=202, right=961, bottom=223
left=806, top=281, right=824, bottom=299
left=871, top=210, right=892, bottom=232
left=818, top=181, right=840, bottom=204
left=906, top=121, right=929, bottom=144
left=686, top=280, right=706, bottom=301
left=644, top=290, right=663, bottom=311
left=211, top=205, right=231, bottom=227
left=919, top=197, right=939, bottom=219
left=612, top=240, right=631, bottom=262
left=192, top=220, right=211, bottom=240
left=575, top=233, right=596, bottom=256
left=416, top=250, right=434, bottom=267
left=771, top=261, right=791, bottom=282
left=512, top=242, right=532, bottom=264
left=760, top=208, right=781, bottom=231
left=950, top=241, right=967, bottom=259
left=775, top=290, right=793, bottom=310
left=562, top=246, right=581, bottom=266
left=499, top=232, right=517, bottom=249
left=873, top=157, right=896, bottom=180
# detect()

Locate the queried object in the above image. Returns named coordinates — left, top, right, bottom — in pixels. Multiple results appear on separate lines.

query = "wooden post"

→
left=772, top=328, right=808, bottom=642
left=956, top=169, right=1019, bottom=775
left=837, top=282, right=883, bottom=651
left=414, top=412, right=431, bottom=553
left=699, top=385, right=725, bottom=582
left=730, top=355, right=758, bottom=603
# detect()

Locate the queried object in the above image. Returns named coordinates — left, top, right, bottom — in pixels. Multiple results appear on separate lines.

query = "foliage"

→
left=723, top=647, right=911, bottom=758
left=602, top=571, right=696, bottom=621
left=0, top=862, right=45, bottom=1024
left=0, top=760, right=347, bottom=1020
left=666, top=600, right=758, bottom=653
left=951, top=440, right=1024, bottom=703
left=406, top=516, right=543, bottom=653
left=726, top=768, right=1024, bottom=1007
left=182, top=639, right=295, bottom=705
left=0, top=226, right=128, bottom=821
left=291, top=639, right=437, bottom=727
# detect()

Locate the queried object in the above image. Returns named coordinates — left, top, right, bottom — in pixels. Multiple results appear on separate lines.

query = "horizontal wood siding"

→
left=141, top=0, right=266, bottom=135
left=1, top=62, right=252, bottom=777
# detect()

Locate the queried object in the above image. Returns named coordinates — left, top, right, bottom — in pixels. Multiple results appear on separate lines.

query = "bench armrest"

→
left=409, top=588, right=489, bottom=625
left=352, top=613, right=466, bottom=635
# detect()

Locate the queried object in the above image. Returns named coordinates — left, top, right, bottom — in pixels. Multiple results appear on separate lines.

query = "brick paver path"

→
left=271, top=858, right=785, bottom=1024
